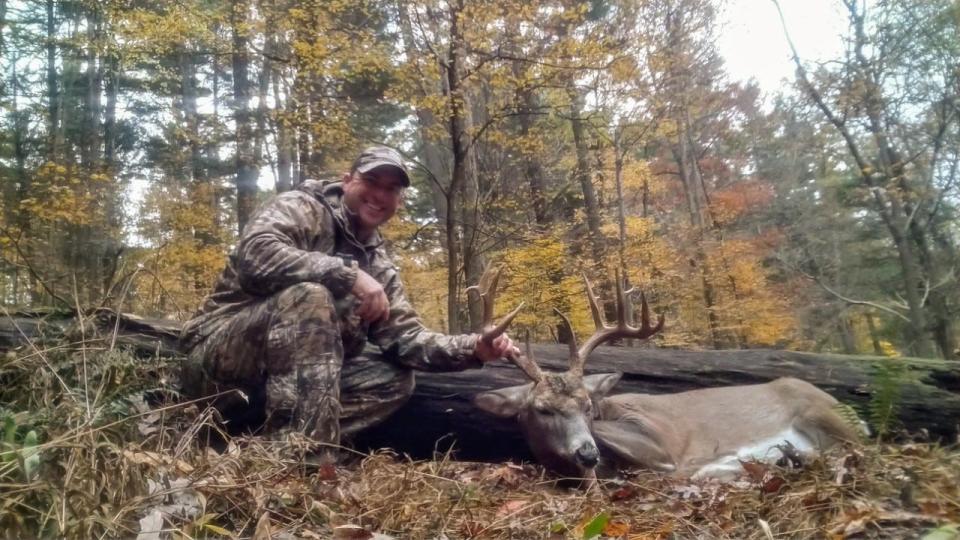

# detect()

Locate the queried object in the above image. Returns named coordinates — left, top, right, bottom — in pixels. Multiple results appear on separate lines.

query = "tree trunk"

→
left=232, top=1, right=259, bottom=233
left=675, top=125, right=722, bottom=348
left=45, top=0, right=62, bottom=159
left=294, top=71, right=310, bottom=185
left=253, top=27, right=272, bottom=184
left=9, top=57, right=30, bottom=304
left=445, top=191, right=462, bottom=335
left=397, top=0, right=450, bottom=252
left=569, top=87, right=605, bottom=268
left=865, top=312, right=884, bottom=356
left=514, top=64, right=549, bottom=227
left=444, top=0, right=469, bottom=334
left=908, top=218, right=955, bottom=359
left=271, top=47, right=292, bottom=193
left=82, top=9, right=101, bottom=170
left=461, top=112, right=484, bottom=332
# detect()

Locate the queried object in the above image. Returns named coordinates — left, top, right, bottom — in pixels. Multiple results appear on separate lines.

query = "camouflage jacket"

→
left=181, top=179, right=482, bottom=372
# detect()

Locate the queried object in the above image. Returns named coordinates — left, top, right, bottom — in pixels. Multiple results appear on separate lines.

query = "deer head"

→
left=474, top=270, right=664, bottom=479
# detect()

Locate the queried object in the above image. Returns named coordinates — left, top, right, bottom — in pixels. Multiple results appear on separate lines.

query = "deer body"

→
left=594, top=377, right=861, bottom=478
left=472, top=270, right=863, bottom=482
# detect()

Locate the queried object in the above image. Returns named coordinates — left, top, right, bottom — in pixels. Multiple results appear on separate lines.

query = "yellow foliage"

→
left=130, top=178, right=233, bottom=316
left=20, top=163, right=112, bottom=228
left=699, top=239, right=799, bottom=347
left=494, top=236, right=581, bottom=340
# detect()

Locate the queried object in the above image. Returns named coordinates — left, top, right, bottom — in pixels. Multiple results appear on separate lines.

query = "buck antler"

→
left=570, top=270, right=664, bottom=376
left=466, top=266, right=542, bottom=382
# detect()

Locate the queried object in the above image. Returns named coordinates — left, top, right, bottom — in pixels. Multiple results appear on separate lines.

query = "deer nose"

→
left=574, top=442, right=599, bottom=468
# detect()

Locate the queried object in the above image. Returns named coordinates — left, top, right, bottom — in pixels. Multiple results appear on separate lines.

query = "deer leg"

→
left=593, top=420, right=677, bottom=473
left=793, top=408, right=864, bottom=452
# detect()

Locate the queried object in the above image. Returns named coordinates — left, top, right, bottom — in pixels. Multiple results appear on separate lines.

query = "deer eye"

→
left=534, top=405, right=555, bottom=416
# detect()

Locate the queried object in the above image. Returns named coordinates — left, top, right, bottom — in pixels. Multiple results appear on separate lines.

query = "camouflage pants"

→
left=180, top=282, right=415, bottom=447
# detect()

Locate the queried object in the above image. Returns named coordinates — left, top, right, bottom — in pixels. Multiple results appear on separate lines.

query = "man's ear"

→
left=342, top=172, right=352, bottom=183
left=473, top=383, right=532, bottom=418
left=583, top=372, right=621, bottom=401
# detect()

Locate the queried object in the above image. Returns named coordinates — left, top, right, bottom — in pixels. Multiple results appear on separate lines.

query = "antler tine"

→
left=507, top=332, right=544, bottom=382
left=553, top=308, right=581, bottom=373
left=577, top=271, right=665, bottom=362
left=466, top=265, right=500, bottom=327
left=481, top=302, right=525, bottom=344
left=466, top=265, right=526, bottom=345
left=582, top=273, right=607, bottom=330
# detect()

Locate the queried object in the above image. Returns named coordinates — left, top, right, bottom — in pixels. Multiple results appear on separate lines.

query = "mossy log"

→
left=2, top=311, right=958, bottom=462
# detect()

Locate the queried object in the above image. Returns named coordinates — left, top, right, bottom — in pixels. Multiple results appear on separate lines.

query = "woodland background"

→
left=1, top=0, right=958, bottom=359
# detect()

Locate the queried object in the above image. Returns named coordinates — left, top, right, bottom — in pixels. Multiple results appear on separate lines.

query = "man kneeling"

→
left=180, top=146, right=516, bottom=461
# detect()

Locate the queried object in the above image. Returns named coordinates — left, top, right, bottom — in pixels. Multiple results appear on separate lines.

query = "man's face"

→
left=342, top=166, right=405, bottom=235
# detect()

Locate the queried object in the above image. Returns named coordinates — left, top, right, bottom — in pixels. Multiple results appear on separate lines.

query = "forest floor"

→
left=1, top=343, right=959, bottom=539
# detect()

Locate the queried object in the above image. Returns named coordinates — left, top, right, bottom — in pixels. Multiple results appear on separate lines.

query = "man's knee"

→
left=275, top=282, right=337, bottom=317
left=266, top=282, right=344, bottom=373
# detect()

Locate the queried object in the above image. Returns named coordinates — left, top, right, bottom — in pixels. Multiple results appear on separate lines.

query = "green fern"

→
left=869, top=358, right=906, bottom=440
left=831, top=401, right=867, bottom=439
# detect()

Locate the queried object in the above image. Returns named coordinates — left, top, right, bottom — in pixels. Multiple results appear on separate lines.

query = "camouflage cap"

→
left=351, top=146, right=411, bottom=187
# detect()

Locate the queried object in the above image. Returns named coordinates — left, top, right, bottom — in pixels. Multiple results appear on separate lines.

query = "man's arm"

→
left=367, top=265, right=486, bottom=372
left=234, top=193, right=357, bottom=298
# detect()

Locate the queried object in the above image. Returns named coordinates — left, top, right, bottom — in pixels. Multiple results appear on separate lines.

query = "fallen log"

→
left=355, top=345, right=960, bottom=461
left=0, top=309, right=182, bottom=356
left=3, top=311, right=958, bottom=462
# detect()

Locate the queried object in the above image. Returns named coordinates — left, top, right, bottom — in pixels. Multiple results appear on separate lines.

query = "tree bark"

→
left=569, top=87, right=605, bottom=268
left=253, top=29, right=272, bottom=186
left=232, top=1, right=259, bottom=233
left=674, top=127, right=722, bottom=348
left=45, top=0, right=62, bottom=159
left=269, top=27, right=292, bottom=193
left=443, top=0, right=469, bottom=335
left=516, top=81, right=549, bottom=227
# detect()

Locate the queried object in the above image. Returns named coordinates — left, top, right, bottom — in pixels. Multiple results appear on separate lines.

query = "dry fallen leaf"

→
left=484, top=463, right=527, bottom=488
left=333, top=524, right=372, bottom=540
left=609, top=485, right=638, bottom=501
left=135, top=509, right=164, bottom=540
left=316, top=463, right=338, bottom=481
left=739, top=460, right=769, bottom=483
left=253, top=513, right=272, bottom=540
left=123, top=449, right=195, bottom=474
left=604, top=520, right=631, bottom=537
left=761, top=475, right=787, bottom=495
left=495, top=499, right=529, bottom=518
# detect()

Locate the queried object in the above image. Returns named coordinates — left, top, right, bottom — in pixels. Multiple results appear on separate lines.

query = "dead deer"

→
left=474, top=272, right=865, bottom=482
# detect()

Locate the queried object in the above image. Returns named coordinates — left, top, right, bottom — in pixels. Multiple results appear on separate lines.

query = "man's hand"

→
left=351, top=269, right=390, bottom=324
left=474, top=333, right=521, bottom=363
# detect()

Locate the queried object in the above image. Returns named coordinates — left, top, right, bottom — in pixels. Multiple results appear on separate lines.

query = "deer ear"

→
left=473, top=384, right=532, bottom=418
left=583, top=373, right=621, bottom=400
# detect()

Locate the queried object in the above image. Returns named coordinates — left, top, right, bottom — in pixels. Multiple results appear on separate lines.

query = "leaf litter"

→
left=0, top=343, right=958, bottom=539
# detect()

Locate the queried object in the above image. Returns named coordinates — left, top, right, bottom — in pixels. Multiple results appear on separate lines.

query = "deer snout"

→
left=574, top=441, right=600, bottom=468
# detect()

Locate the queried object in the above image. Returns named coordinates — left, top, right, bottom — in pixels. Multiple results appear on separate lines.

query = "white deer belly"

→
left=690, top=427, right=818, bottom=480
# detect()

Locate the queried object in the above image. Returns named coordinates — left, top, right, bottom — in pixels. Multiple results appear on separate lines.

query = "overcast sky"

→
left=717, top=0, right=847, bottom=97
